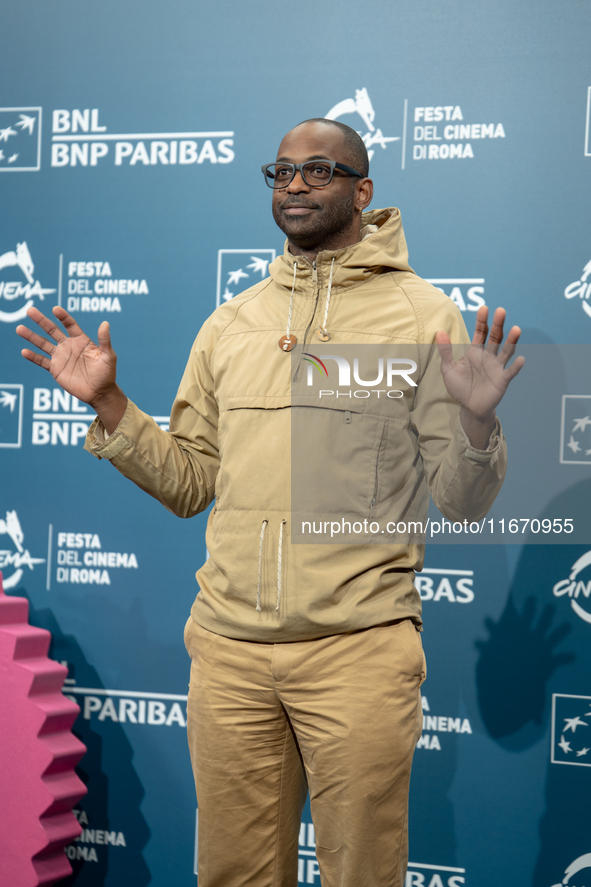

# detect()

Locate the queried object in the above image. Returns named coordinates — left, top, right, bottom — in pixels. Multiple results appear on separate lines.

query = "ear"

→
left=354, top=177, right=373, bottom=213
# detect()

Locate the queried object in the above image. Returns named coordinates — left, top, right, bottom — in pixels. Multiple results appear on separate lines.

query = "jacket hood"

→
left=268, top=207, right=414, bottom=293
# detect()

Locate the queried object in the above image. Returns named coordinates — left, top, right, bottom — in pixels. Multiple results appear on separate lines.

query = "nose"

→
left=286, top=169, right=311, bottom=193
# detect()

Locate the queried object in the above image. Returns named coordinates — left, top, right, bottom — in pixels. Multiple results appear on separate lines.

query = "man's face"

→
left=271, top=123, right=358, bottom=252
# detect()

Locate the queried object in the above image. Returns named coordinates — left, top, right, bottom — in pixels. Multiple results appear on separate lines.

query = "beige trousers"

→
left=184, top=617, right=426, bottom=887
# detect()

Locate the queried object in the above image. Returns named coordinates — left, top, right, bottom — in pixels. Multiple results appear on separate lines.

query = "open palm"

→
left=436, top=306, right=524, bottom=420
left=16, top=306, right=117, bottom=407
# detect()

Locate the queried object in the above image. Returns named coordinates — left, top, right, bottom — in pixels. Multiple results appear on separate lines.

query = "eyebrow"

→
left=275, top=154, right=333, bottom=162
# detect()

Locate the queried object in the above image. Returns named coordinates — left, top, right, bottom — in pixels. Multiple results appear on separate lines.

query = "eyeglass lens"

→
left=265, top=162, right=334, bottom=188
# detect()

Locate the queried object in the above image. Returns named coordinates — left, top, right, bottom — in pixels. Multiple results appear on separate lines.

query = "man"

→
left=17, top=118, right=523, bottom=887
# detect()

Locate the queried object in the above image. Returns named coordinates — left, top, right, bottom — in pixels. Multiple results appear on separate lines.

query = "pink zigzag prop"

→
left=0, top=571, right=88, bottom=886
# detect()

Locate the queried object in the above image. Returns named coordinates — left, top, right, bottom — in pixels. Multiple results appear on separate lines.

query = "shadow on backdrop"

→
left=475, top=475, right=591, bottom=884
left=475, top=594, right=574, bottom=751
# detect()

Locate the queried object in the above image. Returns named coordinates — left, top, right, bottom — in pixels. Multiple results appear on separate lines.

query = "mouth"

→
left=280, top=204, right=317, bottom=215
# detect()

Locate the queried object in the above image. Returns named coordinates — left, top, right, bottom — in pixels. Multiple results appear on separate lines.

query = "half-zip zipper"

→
left=292, top=260, right=322, bottom=382
left=303, top=260, right=320, bottom=344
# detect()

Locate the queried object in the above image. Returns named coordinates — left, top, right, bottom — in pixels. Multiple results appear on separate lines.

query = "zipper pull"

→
left=312, top=260, right=318, bottom=285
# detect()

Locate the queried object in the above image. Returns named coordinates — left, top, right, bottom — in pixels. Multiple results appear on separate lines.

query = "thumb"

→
left=97, top=321, right=112, bottom=355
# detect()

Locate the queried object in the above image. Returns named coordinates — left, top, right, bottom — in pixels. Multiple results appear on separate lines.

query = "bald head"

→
left=291, top=118, right=370, bottom=178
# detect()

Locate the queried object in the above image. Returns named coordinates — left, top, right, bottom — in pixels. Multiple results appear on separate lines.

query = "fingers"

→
left=474, top=306, right=523, bottom=364
left=503, top=353, right=525, bottom=382
left=435, top=329, right=454, bottom=366
left=20, top=347, right=52, bottom=372
left=497, top=325, right=522, bottom=367
left=24, top=306, right=68, bottom=343
left=52, top=305, right=88, bottom=339
left=15, top=323, right=56, bottom=356
left=485, top=307, right=506, bottom=355
left=472, top=305, right=489, bottom=346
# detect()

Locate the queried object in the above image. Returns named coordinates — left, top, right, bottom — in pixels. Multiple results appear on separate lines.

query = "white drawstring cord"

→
left=256, top=519, right=286, bottom=613
left=256, top=520, right=268, bottom=612
left=276, top=520, right=286, bottom=611
left=317, top=257, right=335, bottom=341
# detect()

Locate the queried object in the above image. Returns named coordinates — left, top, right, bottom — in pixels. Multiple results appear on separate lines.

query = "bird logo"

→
left=552, top=693, right=591, bottom=765
left=0, top=391, right=18, bottom=412
left=217, top=251, right=274, bottom=305
left=16, top=114, right=36, bottom=135
left=0, top=108, right=41, bottom=171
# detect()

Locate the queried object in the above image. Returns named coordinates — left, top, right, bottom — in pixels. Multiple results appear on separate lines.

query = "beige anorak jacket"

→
left=85, top=208, right=506, bottom=642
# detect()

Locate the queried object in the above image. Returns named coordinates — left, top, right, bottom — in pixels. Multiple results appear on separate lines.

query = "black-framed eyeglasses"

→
left=261, top=159, right=363, bottom=189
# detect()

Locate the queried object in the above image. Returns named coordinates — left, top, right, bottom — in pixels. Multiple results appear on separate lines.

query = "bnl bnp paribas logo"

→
left=0, top=385, right=24, bottom=448
left=0, top=108, right=42, bottom=171
left=216, top=250, right=276, bottom=307
left=560, top=396, right=591, bottom=464
left=551, top=694, right=591, bottom=767
left=0, top=106, right=234, bottom=169
left=51, top=108, right=234, bottom=168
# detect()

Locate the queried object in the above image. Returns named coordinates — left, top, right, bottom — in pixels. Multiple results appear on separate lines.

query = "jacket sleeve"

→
left=83, top=324, right=220, bottom=519
left=409, top=308, right=508, bottom=523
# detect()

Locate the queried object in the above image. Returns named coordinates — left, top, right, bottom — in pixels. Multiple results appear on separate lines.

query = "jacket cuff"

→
left=458, top=415, right=503, bottom=462
left=83, top=402, right=132, bottom=461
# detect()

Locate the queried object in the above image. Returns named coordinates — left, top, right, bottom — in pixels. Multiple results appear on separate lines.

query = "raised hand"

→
left=435, top=306, right=525, bottom=448
left=16, top=306, right=127, bottom=433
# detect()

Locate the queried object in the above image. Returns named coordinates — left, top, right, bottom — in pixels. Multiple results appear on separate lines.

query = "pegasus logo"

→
left=325, top=88, right=400, bottom=160
left=0, top=241, right=35, bottom=284
left=0, top=509, right=45, bottom=589
left=0, top=241, right=56, bottom=323
left=0, top=510, right=24, bottom=553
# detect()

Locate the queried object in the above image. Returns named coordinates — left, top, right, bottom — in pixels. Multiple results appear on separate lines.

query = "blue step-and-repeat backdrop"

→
left=2, top=2, right=591, bottom=885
